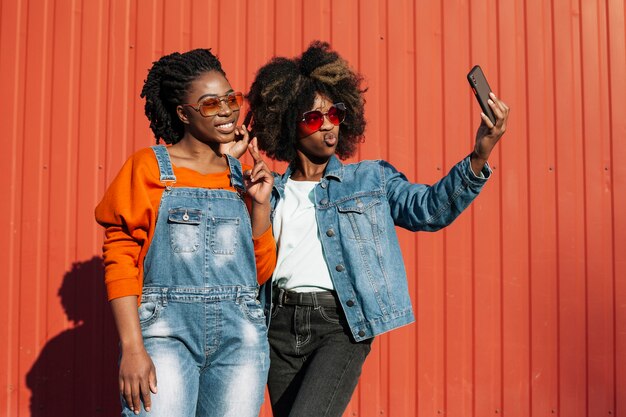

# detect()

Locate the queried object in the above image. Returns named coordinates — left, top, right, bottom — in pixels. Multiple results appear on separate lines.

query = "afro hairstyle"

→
left=247, top=41, right=366, bottom=162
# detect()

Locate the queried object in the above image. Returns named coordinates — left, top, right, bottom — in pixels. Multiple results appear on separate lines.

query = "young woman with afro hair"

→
left=245, top=41, right=509, bottom=417
left=95, top=49, right=276, bottom=417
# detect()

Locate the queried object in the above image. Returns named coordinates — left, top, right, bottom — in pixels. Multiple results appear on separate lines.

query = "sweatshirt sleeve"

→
left=94, top=150, right=158, bottom=300
left=252, top=226, right=277, bottom=285
left=239, top=163, right=277, bottom=285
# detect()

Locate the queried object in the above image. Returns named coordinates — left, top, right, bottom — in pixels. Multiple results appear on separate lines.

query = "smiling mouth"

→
left=215, top=121, right=235, bottom=132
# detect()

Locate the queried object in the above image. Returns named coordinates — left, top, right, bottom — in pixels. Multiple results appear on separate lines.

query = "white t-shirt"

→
left=271, top=178, right=334, bottom=292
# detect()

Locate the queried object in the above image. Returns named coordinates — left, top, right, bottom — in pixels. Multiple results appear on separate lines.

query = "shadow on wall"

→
left=26, top=256, right=120, bottom=416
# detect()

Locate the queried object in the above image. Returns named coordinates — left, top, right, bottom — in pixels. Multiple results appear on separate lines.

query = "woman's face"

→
left=177, top=70, right=241, bottom=145
left=296, top=93, right=340, bottom=163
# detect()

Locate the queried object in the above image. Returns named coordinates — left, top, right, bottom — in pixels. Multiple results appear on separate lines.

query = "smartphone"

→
left=467, top=65, right=496, bottom=125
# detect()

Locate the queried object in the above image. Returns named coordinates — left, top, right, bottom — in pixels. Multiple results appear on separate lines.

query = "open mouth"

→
left=215, top=121, right=235, bottom=133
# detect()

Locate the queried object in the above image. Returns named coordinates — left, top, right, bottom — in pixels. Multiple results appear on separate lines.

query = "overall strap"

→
left=151, top=145, right=177, bottom=185
left=225, top=154, right=246, bottom=194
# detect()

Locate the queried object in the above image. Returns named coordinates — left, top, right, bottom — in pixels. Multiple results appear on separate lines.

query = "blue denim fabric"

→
left=267, top=155, right=490, bottom=342
left=122, top=146, right=269, bottom=417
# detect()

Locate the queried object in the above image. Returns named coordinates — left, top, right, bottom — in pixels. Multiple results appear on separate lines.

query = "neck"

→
left=176, top=136, right=222, bottom=158
left=168, top=135, right=227, bottom=174
left=290, top=153, right=331, bottom=181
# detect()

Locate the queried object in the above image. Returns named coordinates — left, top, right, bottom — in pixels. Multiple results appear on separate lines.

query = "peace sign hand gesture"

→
left=243, top=137, right=273, bottom=205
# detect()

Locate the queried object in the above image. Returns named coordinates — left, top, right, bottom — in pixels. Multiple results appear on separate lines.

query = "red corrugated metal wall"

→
left=1, top=1, right=624, bottom=416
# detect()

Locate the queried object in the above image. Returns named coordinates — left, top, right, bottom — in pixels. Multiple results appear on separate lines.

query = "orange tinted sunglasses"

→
left=182, top=92, right=243, bottom=117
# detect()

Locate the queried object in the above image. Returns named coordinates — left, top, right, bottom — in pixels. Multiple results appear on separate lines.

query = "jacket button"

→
left=335, top=264, right=345, bottom=272
left=320, top=182, right=327, bottom=189
left=358, top=330, right=365, bottom=337
left=326, top=228, right=335, bottom=237
left=320, top=198, right=329, bottom=205
left=346, top=300, right=355, bottom=307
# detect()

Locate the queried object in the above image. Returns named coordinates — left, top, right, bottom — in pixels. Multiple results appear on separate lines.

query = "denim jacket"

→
left=264, top=154, right=491, bottom=341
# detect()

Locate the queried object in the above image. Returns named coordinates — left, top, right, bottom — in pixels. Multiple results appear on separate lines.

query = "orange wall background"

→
left=1, top=1, right=625, bottom=416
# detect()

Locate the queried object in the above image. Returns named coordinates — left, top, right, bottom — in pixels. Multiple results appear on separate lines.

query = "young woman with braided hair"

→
left=245, top=41, right=509, bottom=417
left=95, top=49, right=276, bottom=417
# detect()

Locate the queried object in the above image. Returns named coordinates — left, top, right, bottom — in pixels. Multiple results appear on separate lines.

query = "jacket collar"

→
left=272, top=155, right=345, bottom=205
left=281, top=154, right=344, bottom=183
left=322, top=155, right=344, bottom=181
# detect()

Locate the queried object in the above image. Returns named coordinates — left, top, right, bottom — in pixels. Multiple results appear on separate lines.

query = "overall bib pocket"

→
left=210, top=217, right=240, bottom=255
left=168, top=208, right=202, bottom=253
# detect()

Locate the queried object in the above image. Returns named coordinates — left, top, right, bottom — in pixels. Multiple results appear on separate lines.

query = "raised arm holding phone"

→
left=242, top=41, right=509, bottom=417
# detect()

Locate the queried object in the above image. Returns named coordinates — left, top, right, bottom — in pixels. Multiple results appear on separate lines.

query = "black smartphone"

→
left=467, top=65, right=496, bottom=125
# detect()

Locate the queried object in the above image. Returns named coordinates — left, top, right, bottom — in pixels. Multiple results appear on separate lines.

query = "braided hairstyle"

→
left=141, top=49, right=226, bottom=144
left=247, top=41, right=366, bottom=162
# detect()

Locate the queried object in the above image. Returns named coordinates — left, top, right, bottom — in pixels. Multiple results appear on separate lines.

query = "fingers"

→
left=141, top=386, right=152, bottom=413
left=487, top=92, right=510, bottom=133
left=243, top=136, right=274, bottom=202
left=235, top=124, right=251, bottom=143
left=150, top=369, right=158, bottom=394
left=480, top=112, right=495, bottom=129
left=120, top=377, right=132, bottom=413
left=121, top=378, right=153, bottom=414
left=222, top=124, right=252, bottom=158
left=120, top=377, right=135, bottom=414
left=120, top=367, right=157, bottom=414
left=488, top=93, right=510, bottom=121
left=141, top=365, right=157, bottom=412
left=246, top=137, right=271, bottom=182
left=251, top=164, right=272, bottom=184
left=122, top=378, right=143, bottom=415
left=247, top=137, right=262, bottom=162
left=489, top=92, right=510, bottom=113
left=247, top=158, right=271, bottom=183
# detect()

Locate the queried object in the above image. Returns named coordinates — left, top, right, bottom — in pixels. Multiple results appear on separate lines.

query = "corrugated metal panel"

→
left=0, top=1, right=624, bottom=416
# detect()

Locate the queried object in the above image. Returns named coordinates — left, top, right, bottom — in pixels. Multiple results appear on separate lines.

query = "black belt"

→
left=274, top=289, right=338, bottom=308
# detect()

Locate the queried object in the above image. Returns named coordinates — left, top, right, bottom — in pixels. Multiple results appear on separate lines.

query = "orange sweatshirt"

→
left=95, top=147, right=276, bottom=301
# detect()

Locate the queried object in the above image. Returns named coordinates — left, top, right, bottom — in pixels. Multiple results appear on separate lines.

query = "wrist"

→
left=470, top=151, right=489, bottom=177
left=251, top=199, right=271, bottom=207
left=471, top=149, right=488, bottom=163
left=120, top=338, right=146, bottom=354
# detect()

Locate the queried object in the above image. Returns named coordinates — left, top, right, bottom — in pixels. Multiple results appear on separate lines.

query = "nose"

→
left=217, top=98, right=233, bottom=116
left=319, top=113, right=335, bottom=131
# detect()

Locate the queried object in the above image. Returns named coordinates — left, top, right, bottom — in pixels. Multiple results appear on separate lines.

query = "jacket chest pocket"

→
left=168, top=208, right=202, bottom=253
left=210, top=217, right=240, bottom=255
left=337, top=196, right=384, bottom=241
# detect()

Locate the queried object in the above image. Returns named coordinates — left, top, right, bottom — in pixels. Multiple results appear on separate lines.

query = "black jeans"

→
left=267, top=291, right=373, bottom=417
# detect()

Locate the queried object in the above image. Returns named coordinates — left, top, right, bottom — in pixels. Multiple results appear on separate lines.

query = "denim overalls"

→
left=122, top=146, right=269, bottom=417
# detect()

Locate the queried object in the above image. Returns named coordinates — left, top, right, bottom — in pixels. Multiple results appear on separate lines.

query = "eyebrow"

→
left=197, top=89, right=235, bottom=101
left=308, top=104, right=331, bottom=113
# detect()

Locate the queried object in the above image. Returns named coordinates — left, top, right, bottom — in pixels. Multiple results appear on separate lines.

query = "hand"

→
left=119, top=347, right=157, bottom=414
left=471, top=92, right=510, bottom=172
left=244, top=137, right=273, bottom=204
left=219, top=124, right=252, bottom=159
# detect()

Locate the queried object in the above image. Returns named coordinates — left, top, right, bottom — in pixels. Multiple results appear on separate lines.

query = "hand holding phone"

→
left=467, top=65, right=496, bottom=125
